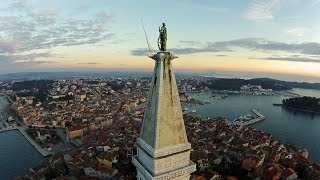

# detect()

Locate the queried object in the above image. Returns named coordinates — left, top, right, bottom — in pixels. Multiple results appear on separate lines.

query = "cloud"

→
left=0, top=0, right=116, bottom=72
left=4, top=11, right=115, bottom=52
left=14, top=60, right=53, bottom=64
left=0, top=0, right=115, bottom=63
left=0, top=40, right=17, bottom=53
left=77, top=62, right=102, bottom=65
left=209, top=38, right=320, bottom=55
left=177, top=2, right=228, bottom=14
left=245, top=0, right=286, bottom=22
left=197, top=5, right=228, bottom=13
left=11, top=0, right=30, bottom=10
left=0, top=52, right=53, bottom=62
left=132, top=38, right=320, bottom=57
left=286, top=28, right=307, bottom=37
left=180, top=40, right=204, bottom=47
left=311, top=0, right=320, bottom=6
left=131, top=47, right=229, bottom=56
left=252, top=55, right=320, bottom=63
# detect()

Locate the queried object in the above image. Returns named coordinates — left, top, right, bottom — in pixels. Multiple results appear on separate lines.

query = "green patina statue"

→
left=158, top=23, right=167, bottom=51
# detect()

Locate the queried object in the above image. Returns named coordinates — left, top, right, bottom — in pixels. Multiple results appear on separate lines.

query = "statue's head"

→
left=162, top=23, right=166, bottom=26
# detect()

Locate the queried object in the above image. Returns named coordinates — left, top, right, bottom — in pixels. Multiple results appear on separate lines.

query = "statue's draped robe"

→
left=159, top=26, right=167, bottom=51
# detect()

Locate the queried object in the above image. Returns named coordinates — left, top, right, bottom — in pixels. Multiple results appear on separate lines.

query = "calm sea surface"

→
left=0, top=97, right=44, bottom=179
left=186, top=88, right=320, bottom=162
left=0, top=130, right=44, bottom=179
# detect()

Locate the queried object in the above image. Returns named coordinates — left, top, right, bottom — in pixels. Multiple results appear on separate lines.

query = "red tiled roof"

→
left=80, top=175, right=101, bottom=180
left=68, top=125, right=83, bottom=131
left=97, top=165, right=115, bottom=174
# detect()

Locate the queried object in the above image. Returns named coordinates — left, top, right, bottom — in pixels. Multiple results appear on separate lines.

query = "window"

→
left=154, top=77, right=157, bottom=85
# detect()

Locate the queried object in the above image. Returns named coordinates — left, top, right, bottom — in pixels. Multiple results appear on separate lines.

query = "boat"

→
left=191, top=109, right=197, bottom=113
left=221, top=95, right=228, bottom=99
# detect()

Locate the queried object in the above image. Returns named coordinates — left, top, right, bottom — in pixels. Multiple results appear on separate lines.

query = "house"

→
left=191, top=150, right=210, bottom=171
left=29, top=163, right=49, bottom=174
left=281, top=168, right=298, bottom=180
left=263, top=165, right=282, bottom=180
left=121, top=104, right=130, bottom=112
left=28, top=172, right=46, bottom=180
left=242, top=156, right=262, bottom=171
left=97, top=150, right=119, bottom=168
left=84, top=165, right=118, bottom=180
left=49, top=152, right=64, bottom=166
left=66, top=125, right=84, bottom=139
left=74, top=94, right=86, bottom=102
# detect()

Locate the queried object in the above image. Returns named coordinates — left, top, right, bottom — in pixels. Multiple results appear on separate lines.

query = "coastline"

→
left=0, top=128, right=52, bottom=157
left=17, top=127, right=52, bottom=157
left=0, top=95, right=52, bottom=157
left=281, top=105, right=320, bottom=114
left=186, top=91, right=320, bottom=162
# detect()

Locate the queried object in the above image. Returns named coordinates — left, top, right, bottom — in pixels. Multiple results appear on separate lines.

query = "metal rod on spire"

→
left=140, top=18, right=154, bottom=55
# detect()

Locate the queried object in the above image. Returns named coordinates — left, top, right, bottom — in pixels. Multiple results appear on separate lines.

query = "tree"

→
left=65, top=121, right=72, bottom=127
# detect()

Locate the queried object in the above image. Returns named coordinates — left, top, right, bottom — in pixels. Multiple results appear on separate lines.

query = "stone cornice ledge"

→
left=133, top=156, right=196, bottom=180
left=137, top=138, right=192, bottom=158
left=148, top=52, right=178, bottom=61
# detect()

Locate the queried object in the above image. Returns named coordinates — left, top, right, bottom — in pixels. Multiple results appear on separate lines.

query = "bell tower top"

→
left=132, top=24, right=196, bottom=180
left=140, top=52, right=189, bottom=153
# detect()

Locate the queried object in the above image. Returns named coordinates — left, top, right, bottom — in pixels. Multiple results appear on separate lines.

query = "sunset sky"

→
left=0, top=0, right=320, bottom=80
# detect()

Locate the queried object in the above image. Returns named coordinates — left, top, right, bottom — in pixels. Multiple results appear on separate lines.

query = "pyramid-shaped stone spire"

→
left=140, top=52, right=188, bottom=150
left=133, top=52, right=196, bottom=180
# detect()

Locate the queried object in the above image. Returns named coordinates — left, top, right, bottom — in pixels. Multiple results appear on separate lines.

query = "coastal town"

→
left=0, top=77, right=319, bottom=179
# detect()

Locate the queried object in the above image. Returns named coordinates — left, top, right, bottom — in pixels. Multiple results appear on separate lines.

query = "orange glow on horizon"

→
left=35, top=53, right=320, bottom=79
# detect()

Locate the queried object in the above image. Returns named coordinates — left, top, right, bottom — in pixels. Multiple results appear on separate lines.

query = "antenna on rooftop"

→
left=140, top=18, right=154, bottom=55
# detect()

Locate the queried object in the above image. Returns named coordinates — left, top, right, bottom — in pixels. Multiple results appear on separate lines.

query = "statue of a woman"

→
left=158, top=23, right=167, bottom=51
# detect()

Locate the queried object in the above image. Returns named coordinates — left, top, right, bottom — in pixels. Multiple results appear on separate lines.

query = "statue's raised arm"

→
left=158, top=23, right=167, bottom=51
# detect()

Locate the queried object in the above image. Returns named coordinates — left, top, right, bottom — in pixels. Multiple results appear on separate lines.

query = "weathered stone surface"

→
left=141, top=52, right=188, bottom=150
left=133, top=52, right=196, bottom=180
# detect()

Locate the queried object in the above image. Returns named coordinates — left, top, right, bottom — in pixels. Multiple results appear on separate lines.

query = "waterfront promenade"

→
left=1, top=95, right=52, bottom=157
left=0, top=126, right=52, bottom=157
left=0, top=126, right=17, bottom=133
left=17, top=127, right=52, bottom=157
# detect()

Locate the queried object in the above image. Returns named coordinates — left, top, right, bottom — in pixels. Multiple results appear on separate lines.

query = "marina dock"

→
left=232, top=109, right=266, bottom=126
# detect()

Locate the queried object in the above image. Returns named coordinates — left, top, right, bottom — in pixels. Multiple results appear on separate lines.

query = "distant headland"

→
left=282, top=96, right=320, bottom=114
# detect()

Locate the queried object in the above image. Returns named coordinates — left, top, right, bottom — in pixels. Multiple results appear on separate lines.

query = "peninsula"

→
left=282, top=96, right=320, bottom=113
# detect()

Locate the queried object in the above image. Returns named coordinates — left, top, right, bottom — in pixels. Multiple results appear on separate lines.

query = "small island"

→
left=282, top=96, right=320, bottom=113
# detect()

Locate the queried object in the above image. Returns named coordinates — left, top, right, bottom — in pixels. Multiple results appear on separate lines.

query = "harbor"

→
left=0, top=95, right=52, bottom=157
left=232, top=109, right=266, bottom=126
left=185, top=90, right=320, bottom=161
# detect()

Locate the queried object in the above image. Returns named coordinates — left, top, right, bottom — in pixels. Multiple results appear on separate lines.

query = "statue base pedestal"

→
left=148, top=51, right=178, bottom=61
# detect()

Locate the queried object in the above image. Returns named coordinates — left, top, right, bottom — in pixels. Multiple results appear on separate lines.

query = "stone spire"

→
left=132, top=52, right=196, bottom=180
